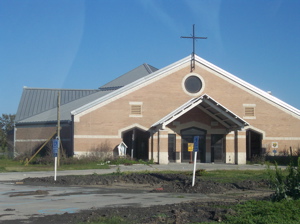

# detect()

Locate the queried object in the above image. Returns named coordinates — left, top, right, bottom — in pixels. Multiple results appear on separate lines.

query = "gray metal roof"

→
left=99, top=63, right=158, bottom=90
left=15, top=87, right=103, bottom=122
left=16, top=63, right=158, bottom=124
left=17, top=89, right=115, bottom=123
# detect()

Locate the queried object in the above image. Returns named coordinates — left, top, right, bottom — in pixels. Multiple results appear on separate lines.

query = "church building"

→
left=14, top=55, right=300, bottom=164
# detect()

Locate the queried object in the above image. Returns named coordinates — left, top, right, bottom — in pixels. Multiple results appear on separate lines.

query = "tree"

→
left=0, top=114, right=15, bottom=150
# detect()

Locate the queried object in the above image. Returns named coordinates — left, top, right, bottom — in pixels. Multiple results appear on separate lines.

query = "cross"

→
left=181, top=24, right=207, bottom=72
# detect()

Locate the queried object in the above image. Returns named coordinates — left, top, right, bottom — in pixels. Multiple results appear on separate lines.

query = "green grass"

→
left=200, top=169, right=279, bottom=183
left=0, top=157, right=154, bottom=173
left=223, top=199, right=300, bottom=224
left=0, top=158, right=110, bottom=172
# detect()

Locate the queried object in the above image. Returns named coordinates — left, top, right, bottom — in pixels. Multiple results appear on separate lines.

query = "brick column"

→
left=158, top=129, right=169, bottom=164
left=175, top=134, right=181, bottom=163
left=149, top=131, right=159, bottom=163
left=225, top=132, right=235, bottom=164
left=235, top=130, right=247, bottom=164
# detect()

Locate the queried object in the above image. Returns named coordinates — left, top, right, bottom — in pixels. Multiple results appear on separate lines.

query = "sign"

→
left=188, top=143, right=194, bottom=152
left=272, top=142, right=278, bottom=148
left=193, top=136, right=199, bottom=152
left=52, top=139, right=59, bottom=157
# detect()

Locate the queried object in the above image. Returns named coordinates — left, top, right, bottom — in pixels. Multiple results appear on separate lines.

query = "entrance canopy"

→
left=152, top=94, right=249, bottom=131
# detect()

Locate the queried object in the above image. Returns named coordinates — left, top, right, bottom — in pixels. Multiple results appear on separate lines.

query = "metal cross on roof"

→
left=181, top=24, right=207, bottom=72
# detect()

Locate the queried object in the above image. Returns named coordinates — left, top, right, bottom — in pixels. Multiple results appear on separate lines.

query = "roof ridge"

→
left=143, top=63, right=153, bottom=74
left=23, top=87, right=100, bottom=91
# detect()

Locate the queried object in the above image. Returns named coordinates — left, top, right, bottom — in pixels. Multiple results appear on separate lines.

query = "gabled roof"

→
left=15, top=87, right=102, bottom=122
left=72, top=54, right=300, bottom=118
left=99, top=63, right=158, bottom=91
left=16, top=63, right=158, bottom=124
left=151, top=94, right=249, bottom=131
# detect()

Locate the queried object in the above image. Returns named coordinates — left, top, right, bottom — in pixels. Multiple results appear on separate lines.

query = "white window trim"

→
left=181, top=73, right=205, bottom=96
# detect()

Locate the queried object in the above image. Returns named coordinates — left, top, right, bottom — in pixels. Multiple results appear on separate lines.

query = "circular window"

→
left=184, top=75, right=202, bottom=93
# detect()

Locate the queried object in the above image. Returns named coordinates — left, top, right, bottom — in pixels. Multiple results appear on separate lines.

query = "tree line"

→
left=0, top=114, right=15, bottom=151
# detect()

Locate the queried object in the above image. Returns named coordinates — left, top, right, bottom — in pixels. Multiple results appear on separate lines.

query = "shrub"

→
left=267, top=157, right=300, bottom=201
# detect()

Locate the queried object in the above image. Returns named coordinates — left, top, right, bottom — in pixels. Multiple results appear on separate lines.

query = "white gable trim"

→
left=151, top=94, right=249, bottom=131
left=72, top=55, right=300, bottom=122
left=72, top=56, right=191, bottom=122
left=195, top=55, right=300, bottom=118
left=118, top=123, right=149, bottom=137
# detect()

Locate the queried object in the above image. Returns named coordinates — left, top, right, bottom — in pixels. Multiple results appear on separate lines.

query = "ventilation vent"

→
left=129, top=102, right=143, bottom=117
left=131, top=105, right=142, bottom=115
left=244, top=107, right=255, bottom=117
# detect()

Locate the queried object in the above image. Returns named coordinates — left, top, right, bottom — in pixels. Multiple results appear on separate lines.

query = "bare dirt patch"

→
left=6, top=172, right=272, bottom=224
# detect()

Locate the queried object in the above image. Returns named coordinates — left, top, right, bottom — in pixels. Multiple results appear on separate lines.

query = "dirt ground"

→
left=7, top=172, right=272, bottom=224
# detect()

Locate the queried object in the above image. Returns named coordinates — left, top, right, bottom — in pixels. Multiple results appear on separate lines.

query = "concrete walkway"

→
left=0, top=163, right=280, bottom=182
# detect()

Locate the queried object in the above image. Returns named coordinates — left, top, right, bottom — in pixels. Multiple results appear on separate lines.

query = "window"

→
left=129, top=102, right=143, bottom=117
left=243, top=104, right=256, bottom=119
left=184, top=76, right=202, bottom=93
left=182, top=73, right=205, bottom=96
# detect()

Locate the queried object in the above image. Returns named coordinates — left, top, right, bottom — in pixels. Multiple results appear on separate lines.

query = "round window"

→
left=184, top=75, right=202, bottom=93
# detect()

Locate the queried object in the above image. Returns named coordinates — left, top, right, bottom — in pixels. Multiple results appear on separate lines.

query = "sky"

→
left=0, top=0, right=300, bottom=115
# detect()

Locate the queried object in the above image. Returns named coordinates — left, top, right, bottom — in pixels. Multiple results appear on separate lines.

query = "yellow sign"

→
left=188, top=143, right=194, bottom=152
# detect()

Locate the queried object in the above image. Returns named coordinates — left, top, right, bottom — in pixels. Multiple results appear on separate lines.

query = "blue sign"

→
left=52, top=139, right=59, bottom=157
left=193, top=136, right=199, bottom=152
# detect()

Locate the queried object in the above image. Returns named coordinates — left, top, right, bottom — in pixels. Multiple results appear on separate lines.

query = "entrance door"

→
left=122, top=128, right=150, bottom=160
left=246, top=130, right=262, bottom=161
left=168, top=134, right=176, bottom=162
left=211, top=134, right=224, bottom=163
left=181, top=127, right=206, bottom=163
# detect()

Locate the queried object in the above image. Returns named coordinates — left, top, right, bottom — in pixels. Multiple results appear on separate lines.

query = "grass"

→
left=0, top=156, right=154, bottom=173
left=200, top=169, right=279, bottom=183
left=0, top=158, right=110, bottom=172
left=223, top=199, right=300, bottom=224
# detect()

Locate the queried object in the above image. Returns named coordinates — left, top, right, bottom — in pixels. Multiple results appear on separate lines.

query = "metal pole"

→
left=57, top=92, right=61, bottom=167
left=192, top=151, right=197, bottom=187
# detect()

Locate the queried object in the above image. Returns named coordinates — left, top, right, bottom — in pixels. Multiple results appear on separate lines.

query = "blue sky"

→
left=0, top=0, right=299, bottom=115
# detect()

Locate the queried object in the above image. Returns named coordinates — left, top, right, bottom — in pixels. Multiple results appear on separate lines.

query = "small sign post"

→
left=52, top=138, right=59, bottom=181
left=192, top=136, right=199, bottom=187
left=188, top=143, right=194, bottom=163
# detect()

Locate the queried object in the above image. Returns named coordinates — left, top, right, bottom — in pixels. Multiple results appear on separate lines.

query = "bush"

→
left=267, top=157, right=300, bottom=201
left=266, top=156, right=299, bottom=166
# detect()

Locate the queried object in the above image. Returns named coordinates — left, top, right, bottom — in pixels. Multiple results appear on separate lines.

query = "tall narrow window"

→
left=129, top=102, right=143, bottom=117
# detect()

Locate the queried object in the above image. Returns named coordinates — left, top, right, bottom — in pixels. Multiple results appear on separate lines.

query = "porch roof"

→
left=151, top=94, right=249, bottom=131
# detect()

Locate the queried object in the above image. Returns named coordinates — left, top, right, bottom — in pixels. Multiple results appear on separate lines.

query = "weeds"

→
left=267, top=157, right=300, bottom=201
left=224, top=200, right=300, bottom=224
